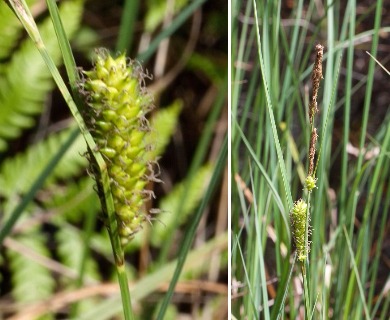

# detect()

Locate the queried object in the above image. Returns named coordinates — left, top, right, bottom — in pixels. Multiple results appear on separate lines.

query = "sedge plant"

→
left=290, top=44, right=323, bottom=318
left=232, top=0, right=390, bottom=319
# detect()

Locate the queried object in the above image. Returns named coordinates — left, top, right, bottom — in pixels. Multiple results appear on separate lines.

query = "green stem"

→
left=105, top=234, right=133, bottom=320
left=117, top=264, right=134, bottom=320
left=302, top=263, right=310, bottom=319
left=303, top=192, right=312, bottom=318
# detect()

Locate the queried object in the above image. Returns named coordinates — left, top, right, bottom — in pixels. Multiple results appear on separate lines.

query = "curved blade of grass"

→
left=366, top=51, right=390, bottom=76
left=45, top=0, right=79, bottom=86
left=234, top=119, right=289, bottom=239
left=156, top=136, right=227, bottom=320
left=252, top=0, right=293, bottom=210
left=116, top=0, right=139, bottom=52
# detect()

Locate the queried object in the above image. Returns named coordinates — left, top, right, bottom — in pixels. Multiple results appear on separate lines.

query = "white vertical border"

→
left=227, top=0, right=232, bottom=318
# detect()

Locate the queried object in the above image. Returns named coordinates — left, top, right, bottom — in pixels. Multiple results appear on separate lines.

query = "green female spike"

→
left=290, top=199, right=309, bottom=261
left=79, top=49, right=158, bottom=245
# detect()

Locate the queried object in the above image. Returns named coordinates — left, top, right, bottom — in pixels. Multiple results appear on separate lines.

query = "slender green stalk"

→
left=302, top=192, right=313, bottom=317
left=302, top=263, right=310, bottom=318
left=340, top=0, right=355, bottom=220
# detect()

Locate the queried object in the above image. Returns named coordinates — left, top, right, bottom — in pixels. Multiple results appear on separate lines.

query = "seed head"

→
left=79, top=49, right=157, bottom=245
left=290, top=199, right=309, bottom=261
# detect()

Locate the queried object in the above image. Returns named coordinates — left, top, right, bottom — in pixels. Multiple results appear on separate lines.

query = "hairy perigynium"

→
left=290, top=199, right=309, bottom=262
left=80, top=49, right=157, bottom=245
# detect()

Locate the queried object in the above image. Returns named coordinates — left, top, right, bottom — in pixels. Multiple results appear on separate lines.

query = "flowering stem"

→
left=290, top=44, right=324, bottom=317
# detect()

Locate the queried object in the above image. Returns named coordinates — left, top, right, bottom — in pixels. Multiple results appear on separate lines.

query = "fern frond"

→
left=0, top=127, right=87, bottom=199
left=147, top=100, right=182, bottom=160
left=46, top=178, right=110, bottom=265
left=7, top=232, right=55, bottom=303
left=46, top=177, right=99, bottom=223
left=0, top=0, right=84, bottom=151
left=150, top=164, right=213, bottom=245
left=56, top=226, right=100, bottom=283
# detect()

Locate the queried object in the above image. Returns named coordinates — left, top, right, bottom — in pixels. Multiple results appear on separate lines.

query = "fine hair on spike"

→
left=149, top=208, right=161, bottom=215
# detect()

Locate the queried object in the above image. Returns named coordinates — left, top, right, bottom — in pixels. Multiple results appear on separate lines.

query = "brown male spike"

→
left=309, top=44, right=324, bottom=125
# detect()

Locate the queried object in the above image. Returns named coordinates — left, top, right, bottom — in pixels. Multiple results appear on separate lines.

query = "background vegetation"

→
left=232, top=0, right=390, bottom=319
left=0, top=0, right=227, bottom=319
